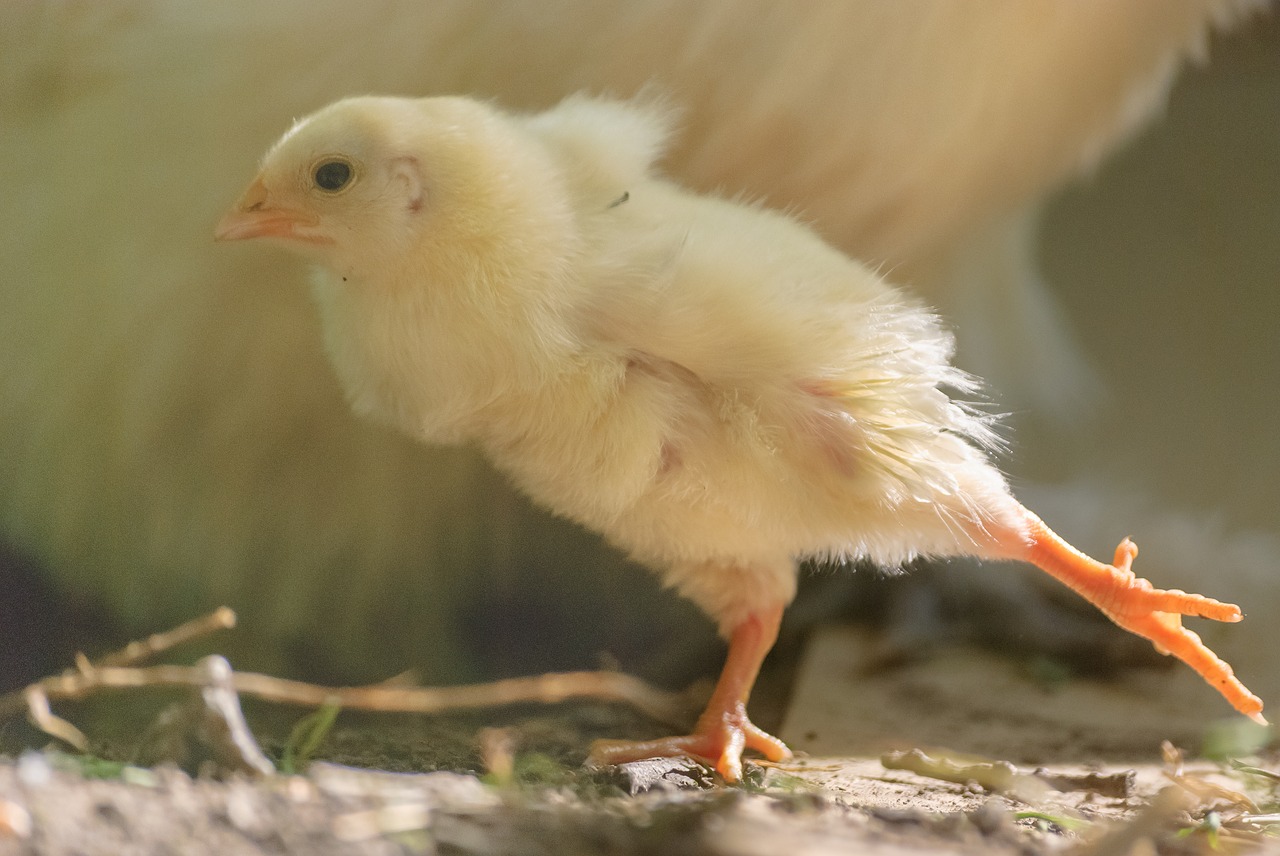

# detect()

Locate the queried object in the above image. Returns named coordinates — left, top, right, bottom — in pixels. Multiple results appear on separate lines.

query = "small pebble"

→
left=225, top=786, right=261, bottom=834
left=971, top=799, right=1013, bottom=836
left=16, top=752, right=51, bottom=787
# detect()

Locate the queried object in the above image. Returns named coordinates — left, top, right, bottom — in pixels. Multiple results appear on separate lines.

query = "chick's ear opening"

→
left=391, top=156, right=425, bottom=214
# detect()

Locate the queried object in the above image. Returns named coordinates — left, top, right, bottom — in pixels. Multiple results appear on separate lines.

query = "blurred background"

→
left=0, top=3, right=1275, bottom=729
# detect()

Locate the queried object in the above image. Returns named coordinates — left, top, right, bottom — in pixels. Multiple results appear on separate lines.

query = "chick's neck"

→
left=312, top=244, right=612, bottom=448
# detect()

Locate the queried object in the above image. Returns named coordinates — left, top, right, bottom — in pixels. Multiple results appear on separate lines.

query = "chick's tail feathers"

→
left=987, top=507, right=1265, bottom=724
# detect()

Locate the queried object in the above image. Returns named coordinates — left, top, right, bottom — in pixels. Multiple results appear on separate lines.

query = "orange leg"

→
left=589, top=604, right=792, bottom=782
left=996, top=509, right=1265, bottom=724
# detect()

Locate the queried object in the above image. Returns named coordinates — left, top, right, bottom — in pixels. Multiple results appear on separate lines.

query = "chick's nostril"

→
left=247, top=201, right=264, bottom=213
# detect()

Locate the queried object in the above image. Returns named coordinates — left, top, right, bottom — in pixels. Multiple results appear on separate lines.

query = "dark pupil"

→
left=314, top=160, right=351, bottom=191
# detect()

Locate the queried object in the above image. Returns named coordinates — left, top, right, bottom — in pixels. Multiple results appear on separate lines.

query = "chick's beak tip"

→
left=208, top=180, right=320, bottom=243
left=214, top=211, right=259, bottom=242
left=215, top=178, right=264, bottom=240
left=214, top=177, right=317, bottom=243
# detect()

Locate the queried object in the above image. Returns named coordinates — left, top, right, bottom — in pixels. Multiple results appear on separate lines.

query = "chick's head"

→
left=216, top=98, right=437, bottom=267
left=218, top=95, right=576, bottom=292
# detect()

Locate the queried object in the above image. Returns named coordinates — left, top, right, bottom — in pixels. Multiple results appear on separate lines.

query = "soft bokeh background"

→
left=1041, top=15, right=1279, bottom=529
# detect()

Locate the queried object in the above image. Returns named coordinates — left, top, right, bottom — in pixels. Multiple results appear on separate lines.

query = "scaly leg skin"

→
left=1001, top=509, right=1266, bottom=725
left=589, top=605, right=792, bottom=782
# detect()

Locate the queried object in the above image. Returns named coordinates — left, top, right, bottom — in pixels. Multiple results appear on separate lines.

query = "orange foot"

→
left=1015, top=512, right=1265, bottom=725
left=590, top=605, right=791, bottom=783
left=590, top=701, right=791, bottom=782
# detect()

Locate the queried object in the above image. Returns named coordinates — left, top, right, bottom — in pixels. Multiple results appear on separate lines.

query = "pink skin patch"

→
left=797, top=379, right=860, bottom=478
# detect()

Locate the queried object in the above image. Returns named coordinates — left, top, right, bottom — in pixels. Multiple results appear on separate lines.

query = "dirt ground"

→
left=1, top=625, right=1277, bottom=856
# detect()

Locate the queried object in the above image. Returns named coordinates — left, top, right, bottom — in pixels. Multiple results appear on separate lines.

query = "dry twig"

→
left=90, top=607, right=237, bottom=668
left=1161, top=740, right=1259, bottom=813
left=0, top=607, right=697, bottom=751
left=881, top=748, right=1053, bottom=803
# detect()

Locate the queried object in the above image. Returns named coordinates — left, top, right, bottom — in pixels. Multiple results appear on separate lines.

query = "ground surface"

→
left=1, top=627, right=1276, bottom=856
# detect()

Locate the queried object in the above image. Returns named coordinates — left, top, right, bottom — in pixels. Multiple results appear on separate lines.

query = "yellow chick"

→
left=217, top=94, right=1263, bottom=782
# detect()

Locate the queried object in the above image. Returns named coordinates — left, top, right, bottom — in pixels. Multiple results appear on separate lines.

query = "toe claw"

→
left=742, top=720, right=793, bottom=763
left=1017, top=514, right=1264, bottom=724
left=1112, top=539, right=1138, bottom=572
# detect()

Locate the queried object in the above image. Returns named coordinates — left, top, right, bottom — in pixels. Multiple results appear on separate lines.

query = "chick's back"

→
left=507, top=98, right=1018, bottom=568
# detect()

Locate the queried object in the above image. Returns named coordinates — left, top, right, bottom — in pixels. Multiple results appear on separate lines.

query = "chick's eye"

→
left=313, top=160, right=353, bottom=192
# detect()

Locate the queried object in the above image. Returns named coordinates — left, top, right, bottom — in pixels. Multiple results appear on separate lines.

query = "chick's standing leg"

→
left=991, top=508, right=1265, bottom=724
left=589, top=604, right=791, bottom=782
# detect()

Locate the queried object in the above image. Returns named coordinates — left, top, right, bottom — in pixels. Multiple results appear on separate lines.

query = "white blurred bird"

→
left=217, top=93, right=1262, bottom=781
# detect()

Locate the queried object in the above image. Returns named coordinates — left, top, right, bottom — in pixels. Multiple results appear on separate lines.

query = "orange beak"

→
left=215, top=177, right=330, bottom=244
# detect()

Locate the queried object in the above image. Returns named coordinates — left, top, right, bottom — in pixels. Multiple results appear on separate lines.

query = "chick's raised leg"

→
left=589, top=604, right=791, bottom=782
left=995, top=510, right=1266, bottom=724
